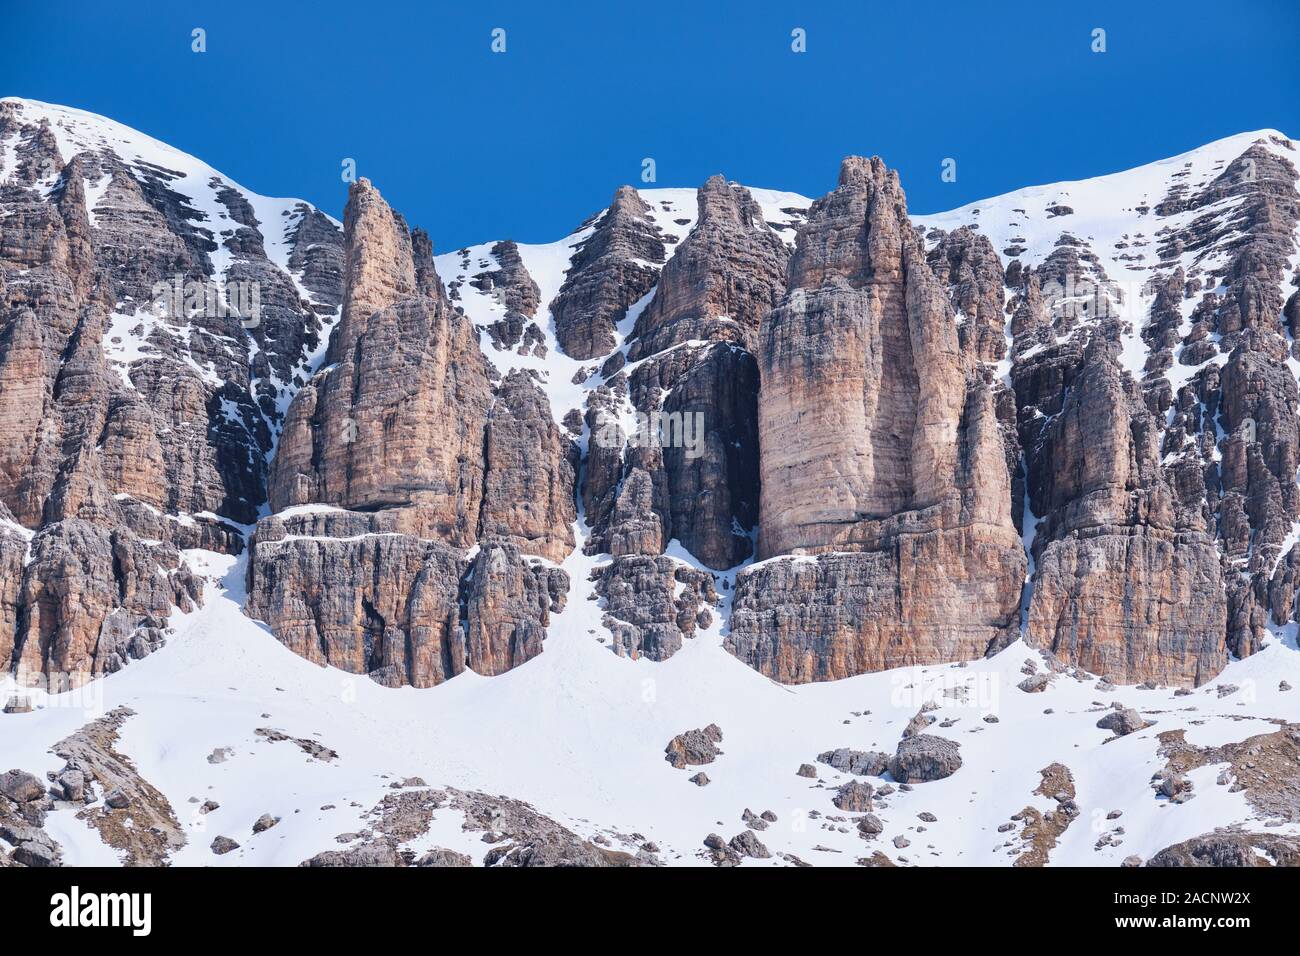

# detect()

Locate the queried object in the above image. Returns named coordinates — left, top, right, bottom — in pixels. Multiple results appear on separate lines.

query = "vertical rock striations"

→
left=578, top=177, right=789, bottom=660
left=586, top=177, right=787, bottom=570
left=250, top=179, right=575, bottom=687
left=0, top=99, right=333, bottom=685
left=726, top=156, right=1025, bottom=682
left=549, top=186, right=667, bottom=360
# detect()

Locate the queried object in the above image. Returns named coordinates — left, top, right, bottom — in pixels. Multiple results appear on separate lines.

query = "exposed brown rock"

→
left=1022, top=337, right=1227, bottom=687
left=1147, top=831, right=1300, bottom=867
left=729, top=155, right=1024, bottom=682
left=630, top=176, right=788, bottom=359
left=549, top=186, right=666, bottom=359
left=665, top=724, right=723, bottom=769
left=51, top=706, right=185, bottom=866
left=256, top=180, right=576, bottom=685
left=480, top=370, right=577, bottom=563
left=0, top=100, right=341, bottom=682
left=1012, top=763, right=1078, bottom=866
left=926, top=225, right=1007, bottom=363
left=245, top=511, right=568, bottom=687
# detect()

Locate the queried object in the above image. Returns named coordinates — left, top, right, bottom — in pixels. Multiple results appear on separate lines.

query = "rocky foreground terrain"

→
left=1, top=98, right=1299, bottom=866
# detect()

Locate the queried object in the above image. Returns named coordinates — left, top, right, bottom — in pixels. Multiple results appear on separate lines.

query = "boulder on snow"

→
left=0, top=770, right=45, bottom=803
left=889, top=734, right=962, bottom=783
left=210, top=836, right=241, bottom=855
left=832, top=780, right=874, bottom=812
left=817, top=748, right=890, bottom=777
left=665, top=724, right=723, bottom=769
left=1096, top=706, right=1148, bottom=737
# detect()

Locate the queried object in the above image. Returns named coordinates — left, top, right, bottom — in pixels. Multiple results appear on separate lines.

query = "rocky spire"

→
left=727, top=155, right=1025, bottom=682
left=548, top=185, right=666, bottom=359
left=253, top=177, right=577, bottom=686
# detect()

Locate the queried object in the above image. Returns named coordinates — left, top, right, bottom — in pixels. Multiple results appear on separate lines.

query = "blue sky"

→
left=4, top=0, right=1298, bottom=250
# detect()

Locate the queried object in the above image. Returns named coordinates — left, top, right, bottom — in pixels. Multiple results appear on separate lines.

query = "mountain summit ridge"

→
left=2, top=98, right=1299, bottom=868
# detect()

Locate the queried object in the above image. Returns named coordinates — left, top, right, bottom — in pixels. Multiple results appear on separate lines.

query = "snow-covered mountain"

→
left=2, top=98, right=1298, bottom=868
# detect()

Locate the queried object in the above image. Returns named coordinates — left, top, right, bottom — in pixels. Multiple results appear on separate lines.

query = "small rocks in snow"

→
left=2, top=696, right=33, bottom=714
left=902, top=707, right=937, bottom=739
left=918, top=811, right=937, bottom=822
left=54, top=769, right=85, bottom=802
left=729, top=830, right=771, bottom=859
left=1122, top=855, right=1143, bottom=867
left=892, top=834, right=911, bottom=849
left=1216, top=684, right=1239, bottom=698
left=252, top=813, right=281, bottom=833
left=796, top=763, right=818, bottom=778
left=688, top=772, right=710, bottom=787
left=1153, top=771, right=1194, bottom=803
left=206, top=747, right=234, bottom=765
left=857, top=813, right=884, bottom=836
left=817, top=748, right=889, bottom=777
left=210, top=836, right=240, bottom=855
left=1280, top=681, right=1292, bottom=692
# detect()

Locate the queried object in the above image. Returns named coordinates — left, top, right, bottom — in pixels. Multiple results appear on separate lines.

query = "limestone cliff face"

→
left=0, top=99, right=331, bottom=685
left=1021, top=338, right=1228, bottom=686
left=983, top=134, right=1300, bottom=686
left=629, top=175, right=788, bottom=360
left=461, top=240, right=546, bottom=356
left=244, top=512, right=565, bottom=687
left=585, top=177, right=787, bottom=572
left=925, top=226, right=1007, bottom=364
left=5, top=99, right=1299, bottom=697
left=481, top=370, right=578, bottom=563
left=726, top=157, right=1025, bottom=682
left=550, top=186, right=666, bottom=360
left=270, top=180, right=475, bottom=528
left=250, top=179, right=575, bottom=686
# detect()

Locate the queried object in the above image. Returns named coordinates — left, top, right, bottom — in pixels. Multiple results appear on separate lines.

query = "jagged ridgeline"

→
left=2, top=96, right=1299, bottom=691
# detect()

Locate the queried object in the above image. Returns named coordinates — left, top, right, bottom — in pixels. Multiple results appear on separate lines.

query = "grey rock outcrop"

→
left=594, top=554, right=717, bottom=661
left=890, top=734, right=963, bottom=783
